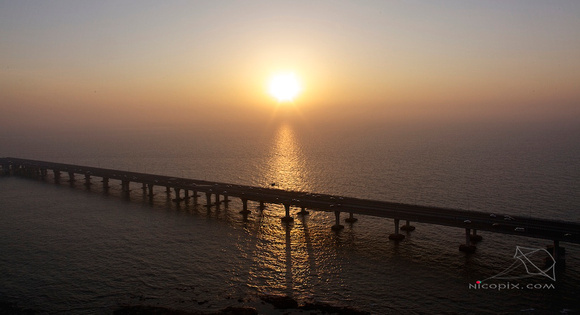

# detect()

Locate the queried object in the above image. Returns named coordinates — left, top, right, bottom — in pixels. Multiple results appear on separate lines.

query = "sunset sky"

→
left=1, top=1, right=579, bottom=132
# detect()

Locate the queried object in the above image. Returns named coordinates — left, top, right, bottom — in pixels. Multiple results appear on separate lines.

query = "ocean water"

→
left=1, top=122, right=579, bottom=314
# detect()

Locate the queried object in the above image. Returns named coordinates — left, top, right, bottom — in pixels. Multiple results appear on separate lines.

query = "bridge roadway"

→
left=2, top=157, right=579, bottom=252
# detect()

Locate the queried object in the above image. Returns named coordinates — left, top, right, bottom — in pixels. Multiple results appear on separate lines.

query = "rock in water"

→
left=259, top=294, right=299, bottom=309
left=217, top=306, right=258, bottom=315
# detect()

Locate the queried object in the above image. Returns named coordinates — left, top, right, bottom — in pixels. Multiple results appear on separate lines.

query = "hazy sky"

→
left=1, top=1, right=579, bottom=132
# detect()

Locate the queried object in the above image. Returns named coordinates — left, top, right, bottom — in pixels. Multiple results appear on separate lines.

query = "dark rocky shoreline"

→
left=1, top=295, right=371, bottom=315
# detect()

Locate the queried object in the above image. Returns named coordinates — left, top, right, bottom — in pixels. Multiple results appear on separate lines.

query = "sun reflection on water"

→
left=241, top=124, right=329, bottom=299
left=264, top=124, right=311, bottom=192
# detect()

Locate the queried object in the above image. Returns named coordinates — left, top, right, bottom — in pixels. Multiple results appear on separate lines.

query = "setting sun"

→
left=268, top=72, right=302, bottom=102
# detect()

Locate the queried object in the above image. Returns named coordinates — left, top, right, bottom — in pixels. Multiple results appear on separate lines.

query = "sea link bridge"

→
left=2, top=157, right=579, bottom=259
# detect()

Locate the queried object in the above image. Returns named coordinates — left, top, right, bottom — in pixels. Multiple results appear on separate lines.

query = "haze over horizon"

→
left=1, top=1, right=579, bottom=134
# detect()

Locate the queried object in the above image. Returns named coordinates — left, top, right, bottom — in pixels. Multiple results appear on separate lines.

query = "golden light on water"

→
left=265, top=124, right=311, bottom=192
left=245, top=124, right=323, bottom=295
left=268, top=73, right=302, bottom=103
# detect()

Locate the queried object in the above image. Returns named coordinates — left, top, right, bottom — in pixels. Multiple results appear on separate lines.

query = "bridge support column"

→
left=332, top=211, right=344, bottom=230
left=239, top=199, right=250, bottom=215
left=40, top=169, right=47, bottom=179
left=192, top=191, right=198, bottom=205
left=147, top=184, right=154, bottom=197
left=205, top=192, right=212, bottom=208
left=166, top=186, right=171, bottom=196
left=259, top=201, right=265, bottom=211
left=84, top=174, right=92, bottom=187
left=0, top=164, right=7, bottom=176
left=19, top=166, right=27, bottom=177
left=184, top=189, right=189, bottom=202
left=345, top=212, right=357, bottom=223
left=173, top=188, right=182, bottom=202
left=68, top=172, right=75, bottom=184
left=215, top=194, right=220, bottom=208
left=389, top=219, right=405, bottom=240
left=54, top=170, right=61, bottom=183
left=222, top=193, right=229, bottom=208
left=459, top=228, right=476, bottom=253
left=298, top=207, right=309, bottom=216
left=281, top=203, right=294, bottom=223
left=548, top=241, right=566, bottom=265
left=102, top=178, right=109, bottom=190
left=121, top=180, right=131, bottom=196
left=470, top=229, right=482, bottom=242
left=400, top=220, right=415, bottom=231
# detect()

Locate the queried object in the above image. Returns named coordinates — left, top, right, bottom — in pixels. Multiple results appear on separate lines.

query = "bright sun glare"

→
left=268, top=72, right=302, bottom=102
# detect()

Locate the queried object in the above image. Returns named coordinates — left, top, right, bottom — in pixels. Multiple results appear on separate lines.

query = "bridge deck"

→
left=2, top=157, right=579, bottom=244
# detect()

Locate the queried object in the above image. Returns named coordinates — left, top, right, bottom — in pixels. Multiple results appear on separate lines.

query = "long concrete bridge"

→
left=2, top=157, right=578, bottom=257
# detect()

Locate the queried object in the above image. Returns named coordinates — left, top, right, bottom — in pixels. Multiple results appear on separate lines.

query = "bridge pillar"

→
left=389, top=219, right=405, bottom=240
left=147, top=184, right=154, bottom=197
left=222, top=193, right=229, bottom=208
left=400, top=220, right=415, bottom=231
left=68, top=172, right=75, bottom=184
left=173, top=188, right=182, bottom=202
left=459, top=228, right=476, bottom=253
left=84, top=174, right=92, bottom=187
left=122, top=180, right=130, bottom=191
left=345, top=212, right=357, bottom=223
left=121, top=180, right=131, bottom=196
left=259, top=201, right=265, bottom=211
left=298, top=206, right=309, bottom=216
left=192, top=191, right=198, bottom=205
left=547, top=240, right=566, bottom=265
left=19, top=166, right=27, bottom=177
left=470, top=229, right=482, bottom=242
left=205, top=192, right=212, bottom=208
left=184, top=189, right=189, bottom=202
left=102, top=177, right=109, bottom=190
left=215, top=194, right=220, bottom=208
left=2, top=164, right=10, bottom=176
left=281, top=203, right=294, bottom=223
left=166, top=186, right=171, bottom=196
left=54, top=170, right=61, bottom=183
left=239, top=198, right=250, bottom=215
left=40, top=168, right=47, bottom=178
left=332, top=211, right=344, bottom=230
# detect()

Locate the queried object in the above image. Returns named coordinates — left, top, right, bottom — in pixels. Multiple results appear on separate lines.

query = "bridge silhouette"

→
left=2, top=157, right=578, bottom=257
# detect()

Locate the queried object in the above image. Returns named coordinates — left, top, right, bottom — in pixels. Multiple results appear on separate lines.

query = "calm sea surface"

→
left=1, top=123, right=579, bottom=314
